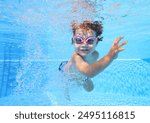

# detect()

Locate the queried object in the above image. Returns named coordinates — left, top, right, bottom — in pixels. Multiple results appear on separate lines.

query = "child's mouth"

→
left=80, top=49, right=89, bottom=52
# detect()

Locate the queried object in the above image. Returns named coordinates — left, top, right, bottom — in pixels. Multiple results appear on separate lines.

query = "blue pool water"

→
left=0, top=0, right=150, bottom=106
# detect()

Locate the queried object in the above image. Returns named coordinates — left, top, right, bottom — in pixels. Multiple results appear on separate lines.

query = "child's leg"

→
left=64, top=88, right=71, bottom=101
left=64, top=83, right=71, bottom=101
left=83, top=79, right=94, bottom=92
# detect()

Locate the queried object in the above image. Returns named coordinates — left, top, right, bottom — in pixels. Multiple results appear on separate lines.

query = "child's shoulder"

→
left=71, top=52, right=82, bottom=62
left=71, top=51, right=99, bottom=63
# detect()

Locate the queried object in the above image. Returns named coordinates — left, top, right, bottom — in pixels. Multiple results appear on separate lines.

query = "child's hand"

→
left=108, top=36, right=127, bottom=59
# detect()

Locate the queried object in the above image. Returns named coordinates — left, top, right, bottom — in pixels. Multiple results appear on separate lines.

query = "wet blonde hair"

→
left=71, top=20, right=103, bottom=42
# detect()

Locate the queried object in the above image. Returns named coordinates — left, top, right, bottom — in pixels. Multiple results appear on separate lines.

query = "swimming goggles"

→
left=73, top=36, right=97, bottom=45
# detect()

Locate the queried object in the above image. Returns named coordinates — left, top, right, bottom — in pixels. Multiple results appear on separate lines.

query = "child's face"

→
left=73, top=28, right=98, bottom=57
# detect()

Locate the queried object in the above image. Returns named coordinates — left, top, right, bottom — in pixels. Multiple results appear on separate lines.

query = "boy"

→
left=59, top=20, right=127, bottom=93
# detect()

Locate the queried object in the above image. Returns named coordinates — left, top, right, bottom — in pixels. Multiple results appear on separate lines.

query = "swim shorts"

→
left=58, top=61, right=68, bottom=72
left=58, top=61, right=89, bottom=84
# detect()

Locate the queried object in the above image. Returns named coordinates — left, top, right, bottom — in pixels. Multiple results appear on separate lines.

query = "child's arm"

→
left=73, top=37, right=127, bottom=78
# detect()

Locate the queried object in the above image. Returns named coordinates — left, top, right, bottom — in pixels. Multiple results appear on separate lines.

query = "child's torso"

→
left=64, top=50, right=99, bottom=81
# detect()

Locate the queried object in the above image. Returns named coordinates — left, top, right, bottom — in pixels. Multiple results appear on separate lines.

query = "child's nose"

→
left=82, top=39, right=87, bottom=44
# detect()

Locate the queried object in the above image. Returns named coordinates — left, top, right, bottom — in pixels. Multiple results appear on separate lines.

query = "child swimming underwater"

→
left=59, top=20, right=127, bottom=99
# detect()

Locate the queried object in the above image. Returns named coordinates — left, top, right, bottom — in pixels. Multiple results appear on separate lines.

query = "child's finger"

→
left=118, top=41, right=127, bottom=47
left=114, top=36, right=124, bottom=45
left=118, top=48, right=125, bottom=52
